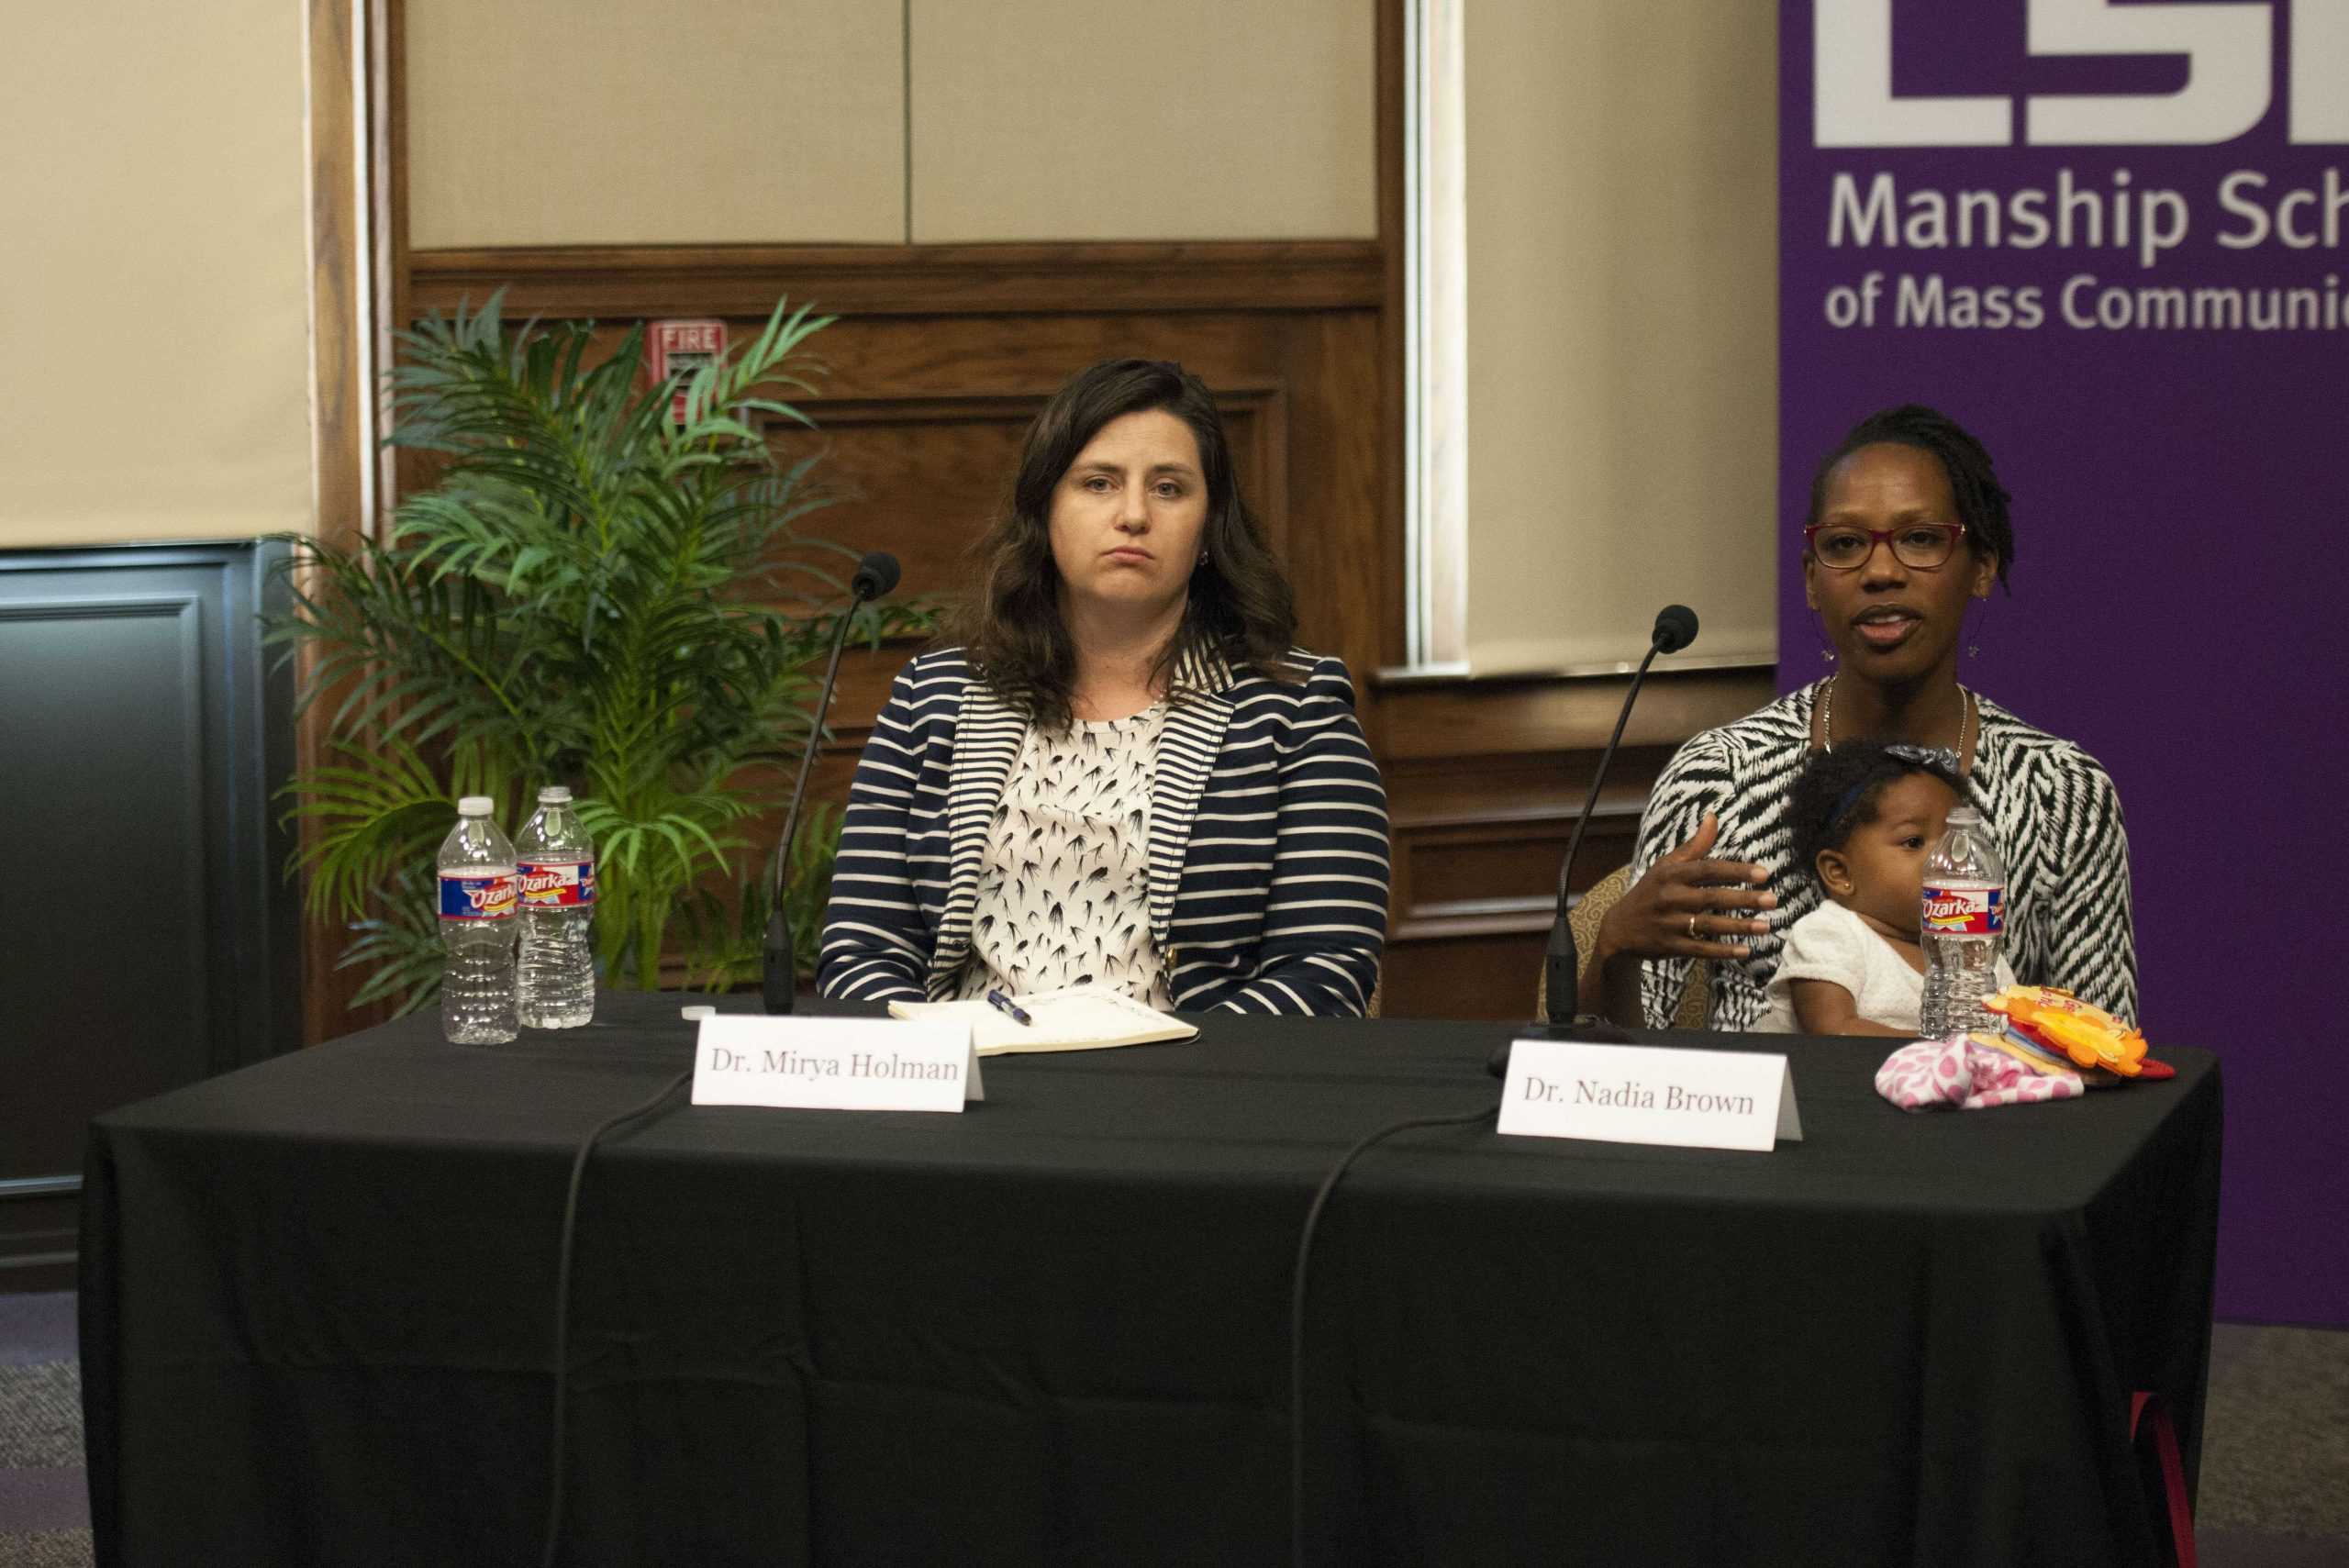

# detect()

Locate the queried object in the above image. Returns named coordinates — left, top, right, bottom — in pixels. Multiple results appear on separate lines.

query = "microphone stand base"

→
left=1487, top=1016, right=1637, bottom=1078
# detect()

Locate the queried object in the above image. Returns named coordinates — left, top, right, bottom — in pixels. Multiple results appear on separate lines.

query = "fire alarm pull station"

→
left=649, top=319, right=727, bottom=425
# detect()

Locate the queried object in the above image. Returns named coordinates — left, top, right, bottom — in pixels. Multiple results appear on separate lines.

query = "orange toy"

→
left=1984, top=986, right=2149, bottom=1078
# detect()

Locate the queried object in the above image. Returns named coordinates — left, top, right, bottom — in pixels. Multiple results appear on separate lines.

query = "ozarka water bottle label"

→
left=1921, top=884, right=2002, bottom=937
left=440, top=871, right=518, bottom=919
left=518, top=860, right=596, bottom=908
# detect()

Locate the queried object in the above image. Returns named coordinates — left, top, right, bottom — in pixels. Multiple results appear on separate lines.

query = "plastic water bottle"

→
left=1918, top=804, right=2008, bottom=1039
left=438, top=796, right=518, bottom=1044
left=515, top=784, right=596, bottom=1029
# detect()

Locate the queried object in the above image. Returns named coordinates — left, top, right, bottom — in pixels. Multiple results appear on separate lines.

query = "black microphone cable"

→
left=1288, top=1103, right=1497, bottom=1568
left=539, top=1063, right=696, bottom=1568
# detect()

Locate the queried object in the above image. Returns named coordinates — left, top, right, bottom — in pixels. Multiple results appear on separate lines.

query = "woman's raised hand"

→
left=1598, top=812, right=1775, bottom=964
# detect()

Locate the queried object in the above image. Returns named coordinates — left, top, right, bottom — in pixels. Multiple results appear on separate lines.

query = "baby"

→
left=1757, top=741, right=2016, bottom=1037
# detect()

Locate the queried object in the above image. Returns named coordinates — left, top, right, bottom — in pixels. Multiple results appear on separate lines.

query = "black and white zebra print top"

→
left=949, top=704, right=1174, bottom=1007
left=1631, top=680, right=2138, bottom=1030
left=818, top=643, right=1389, bottom=1016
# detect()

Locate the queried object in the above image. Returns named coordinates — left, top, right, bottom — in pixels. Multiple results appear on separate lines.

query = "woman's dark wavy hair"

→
left=1789, top=740, right=1964, bottom=886
left=953, top=358, right=1298, bottom=729
left=1806, top=404, right=2015, bottom=593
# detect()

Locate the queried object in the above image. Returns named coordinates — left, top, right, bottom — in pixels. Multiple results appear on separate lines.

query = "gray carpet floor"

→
left=3, top=1293, right=2343, bottom=1565
left=0, top=1293, right=87, bottom=1568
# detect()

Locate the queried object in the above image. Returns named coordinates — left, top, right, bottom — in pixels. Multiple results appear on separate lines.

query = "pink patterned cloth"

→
left=1876, top=1037, right=2086, bottom=1111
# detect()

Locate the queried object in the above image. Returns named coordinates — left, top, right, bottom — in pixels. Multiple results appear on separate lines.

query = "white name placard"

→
left=1496, top=1040, right=1801, bottom=1152
left=691, top=1016, right=984, bottom=1113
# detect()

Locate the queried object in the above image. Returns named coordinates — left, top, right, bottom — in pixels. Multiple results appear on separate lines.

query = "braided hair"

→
left=1805, top=404, right=2014, bottom=592
left=1789, top=740, right=1965, bottom=886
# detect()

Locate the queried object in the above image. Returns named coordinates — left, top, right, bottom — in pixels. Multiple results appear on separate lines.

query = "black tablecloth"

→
left=80, top=994, right=2220, bottom=1567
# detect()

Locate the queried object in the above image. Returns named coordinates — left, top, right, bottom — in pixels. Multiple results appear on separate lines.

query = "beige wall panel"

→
left=1462, top=0, right=1777, bottom=674
left=406, top=0, right=905, bottom=248
left=0, top=1, right=311, bottom=546
left=907, top=0, right=1375, bottom=242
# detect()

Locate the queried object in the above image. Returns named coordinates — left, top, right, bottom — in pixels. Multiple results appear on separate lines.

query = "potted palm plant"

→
left=273, top=294, right=928, bottom=1012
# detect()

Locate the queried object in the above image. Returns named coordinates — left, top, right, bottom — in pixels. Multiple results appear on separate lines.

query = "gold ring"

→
left=1687, top=913, right=1701, bottom=940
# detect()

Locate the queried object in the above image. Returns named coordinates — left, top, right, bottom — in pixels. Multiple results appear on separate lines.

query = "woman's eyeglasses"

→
left=1802, top=521, right=1967, bottom=572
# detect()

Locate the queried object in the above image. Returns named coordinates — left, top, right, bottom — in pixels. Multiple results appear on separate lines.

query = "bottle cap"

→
left=457, top=795, right=495, bottom=817
left=538, top=785, right=573, bottom=804
left=1946, top=805, right=1981, bottom=824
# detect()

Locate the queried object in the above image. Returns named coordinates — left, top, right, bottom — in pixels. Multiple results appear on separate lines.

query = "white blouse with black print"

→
left=951, top=704, right=1175, bottom=1007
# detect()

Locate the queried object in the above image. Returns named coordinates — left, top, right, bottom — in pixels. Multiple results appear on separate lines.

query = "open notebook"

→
left=886, top=985, right=1198, bottom=1056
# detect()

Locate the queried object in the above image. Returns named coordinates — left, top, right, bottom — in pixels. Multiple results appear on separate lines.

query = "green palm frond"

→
left=336, top=867, right=447, bottom=1018
left=270, top=292, right=939, bottom=1011
left=674, top=802, right=842, bottom=991
left=286, top=737, right=464, bottom=921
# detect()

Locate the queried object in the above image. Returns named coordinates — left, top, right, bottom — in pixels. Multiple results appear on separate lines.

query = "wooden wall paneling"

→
left=385, top=0, right=411, bottom=355
left=781, top=382, right=1292, bottom=614
left=371, top=0, right=401, bottom=522
left=778, top=394, right=1032, bottom=608
left=1370, top=667, right=1776, bottom=1020
left=1385, top=748, right=1666, bottom=932
left=309, top=0, right=366, bottom=557
left=1377, top=932, right=1549, bottom=1023
left=529, top=306, right=1328, bottom=413
left=1378, top=667, right=1777, bottom=762
left=304, top=0, right=383, bottom=1046
left=805, top=310, right=1314, bottom=397
left=1378, top=755, right=1654, bottom=1023
left=406, top=241, right=1382, bottom=321
left=1234, top=391, right=1291, bottom=568
left=1391, top=790, right=1653, bottom=928
left=1272, top=310, right=1386, bottom=715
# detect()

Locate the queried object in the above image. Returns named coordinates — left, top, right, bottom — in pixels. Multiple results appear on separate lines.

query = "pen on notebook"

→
left=985, top=989, right=1034, bottom=1027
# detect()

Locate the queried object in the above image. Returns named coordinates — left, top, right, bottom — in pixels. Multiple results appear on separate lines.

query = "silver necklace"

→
left=1820, top=673, right=1975, bottom=773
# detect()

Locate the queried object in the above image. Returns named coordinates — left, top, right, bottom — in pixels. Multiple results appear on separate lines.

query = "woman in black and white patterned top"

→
left=1584, top=406, right=2137, bottom=1029
left=819, top=360, right=1388, bottom=1015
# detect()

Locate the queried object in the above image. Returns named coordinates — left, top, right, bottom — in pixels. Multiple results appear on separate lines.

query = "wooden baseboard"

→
left=0, top=1194, right=78, bottom=1295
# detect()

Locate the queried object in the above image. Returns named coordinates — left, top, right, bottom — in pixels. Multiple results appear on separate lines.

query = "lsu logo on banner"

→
left=1921, top=883, right=2003, bottom=936
left=1817, top=0, right=2349, bottom=148
left=439, top=872, right=518, bottom=919
left=518, top=860, right=596, bottom=908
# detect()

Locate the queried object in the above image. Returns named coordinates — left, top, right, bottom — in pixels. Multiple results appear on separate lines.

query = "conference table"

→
left=79, top=992, right=2220, bottom=1567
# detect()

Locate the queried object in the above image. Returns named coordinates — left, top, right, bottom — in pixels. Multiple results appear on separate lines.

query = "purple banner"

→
left=1782, top=1, right=2340, bottom=1322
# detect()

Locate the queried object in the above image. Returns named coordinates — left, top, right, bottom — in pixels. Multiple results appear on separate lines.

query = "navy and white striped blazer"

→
left=818, top=643, right=1389, bottom=1015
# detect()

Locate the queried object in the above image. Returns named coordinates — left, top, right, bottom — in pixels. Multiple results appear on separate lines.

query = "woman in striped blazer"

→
left=818, top=359, right=1388, bottom=1016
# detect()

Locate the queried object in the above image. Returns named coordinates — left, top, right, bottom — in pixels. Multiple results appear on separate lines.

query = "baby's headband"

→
left=1827, top=745, right=1963, bottom=829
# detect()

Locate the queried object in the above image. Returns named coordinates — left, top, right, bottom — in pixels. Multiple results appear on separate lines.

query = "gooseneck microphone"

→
left=1540, top=603, right=1700, bottom=1029
left=763, top=550, right=900, bottom=1014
